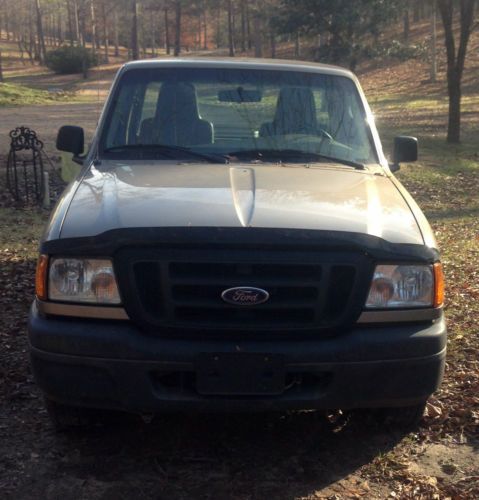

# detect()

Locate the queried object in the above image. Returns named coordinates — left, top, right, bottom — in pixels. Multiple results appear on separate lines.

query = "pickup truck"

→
left=29, top=58, right=446, bottom=429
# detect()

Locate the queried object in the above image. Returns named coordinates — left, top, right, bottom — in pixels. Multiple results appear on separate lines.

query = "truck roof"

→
left=121, top=57, right=355, bottom=79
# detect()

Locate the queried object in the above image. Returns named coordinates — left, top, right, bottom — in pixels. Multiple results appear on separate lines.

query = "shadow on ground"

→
left=4, top=408, right=406, bottom=499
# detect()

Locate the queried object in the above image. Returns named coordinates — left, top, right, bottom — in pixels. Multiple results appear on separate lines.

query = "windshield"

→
left=100, top=67, right=377, bottom=165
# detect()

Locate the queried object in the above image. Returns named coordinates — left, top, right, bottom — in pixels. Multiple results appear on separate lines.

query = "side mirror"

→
left=56, top=126, right=85, bottom=156
left=393, top=136, right=418, bottom=170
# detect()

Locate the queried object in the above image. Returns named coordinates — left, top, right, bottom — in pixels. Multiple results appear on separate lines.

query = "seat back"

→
left=260, top=87, right=318, bottom=137
left=140, top=82, right=213, bottom=146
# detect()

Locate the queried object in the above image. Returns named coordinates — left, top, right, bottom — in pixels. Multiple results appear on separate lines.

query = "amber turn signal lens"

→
left=91, top=272, right=118, bottom=302
left=433, top=262, right=445, bottom=308
left=35, top=255, right=49, bottom=301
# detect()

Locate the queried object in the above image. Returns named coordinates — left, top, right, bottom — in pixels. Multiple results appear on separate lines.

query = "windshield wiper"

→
left=228, top=149, right=365, bottom=170
left=103, top=144, right=229, bottom=164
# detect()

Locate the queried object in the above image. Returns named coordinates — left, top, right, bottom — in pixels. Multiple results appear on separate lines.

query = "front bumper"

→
left=28, top=303, right=447, bottom=413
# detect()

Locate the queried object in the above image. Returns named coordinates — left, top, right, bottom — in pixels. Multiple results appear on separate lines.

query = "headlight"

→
left=48, top=258, right=121, bottom=304
left=365, top=264, right=435, bottom=309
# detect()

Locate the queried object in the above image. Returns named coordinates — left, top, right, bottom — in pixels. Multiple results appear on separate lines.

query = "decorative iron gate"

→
left=6, top=126, right=45, bottom=203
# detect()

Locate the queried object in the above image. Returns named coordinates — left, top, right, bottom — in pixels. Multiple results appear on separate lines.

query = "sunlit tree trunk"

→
left=74, top=0, right=82, bottom=46
left=35, top=0, right=47, bottom=63
left=102, top=1, right=109, bottom=63
left=90, top=0, right=98, bottom=53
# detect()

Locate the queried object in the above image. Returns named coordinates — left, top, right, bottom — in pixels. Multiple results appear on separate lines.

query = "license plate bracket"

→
left=196, top=353, right=285, bottom=396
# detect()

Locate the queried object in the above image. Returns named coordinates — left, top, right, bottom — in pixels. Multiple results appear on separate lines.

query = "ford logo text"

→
left=221, top=287, right=270, bottom=306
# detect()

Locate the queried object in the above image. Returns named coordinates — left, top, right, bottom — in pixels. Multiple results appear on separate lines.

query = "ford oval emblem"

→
left=221, top=287, right=270, bottom=306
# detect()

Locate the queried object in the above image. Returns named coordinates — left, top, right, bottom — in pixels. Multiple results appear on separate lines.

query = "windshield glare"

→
left=101, top=67, right=377, bottom=164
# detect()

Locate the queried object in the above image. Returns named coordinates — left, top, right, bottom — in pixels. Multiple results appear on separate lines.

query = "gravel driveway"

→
left=0, top=103, right=102, bottom=155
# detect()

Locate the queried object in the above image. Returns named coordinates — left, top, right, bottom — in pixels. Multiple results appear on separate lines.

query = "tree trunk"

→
left=253, top=9, right=262, bottom=57
left=403, top=7, right=410, bottom=42
left=113, top=7, right=119, bottom=56
left=246, top=1, right=252, bottom=49
left=75, top=0, right=82, bottom=46
left=174, top=0, right=181, bottom=57
left=227, top=0, right=235, bottom=56
left=294, top=31, right=300, bottom=58
left=28, top=15, right=38, bottom=64
left=67, top=1, right=74, bottom=46
left=164, top=7, right=170, bottom=55
left=197, top=10, right=202, bottom=49
left=447, top=74, right=462, bottom=143
left=35, top=0, right=47, bottom=63
left=102, top=1, right=109, bottom=63
left=58, top=13, right=64, bottom=45
left=203, top=10, right=208, bottom=49
left=90, top=0, right=98, bottom=53
left=438, top=0, right=476, bottom=143
left=18, top=38, right=26, bottom=64
left=270, top=31, right=276, bottom=58
left=215, top=5, right=221, bottom=49
left=0, top=51, right=4, bottom=83
left=131, top=0, right=140, bottom=60
left=413, top=4, right=420, bottom=22
left=240, top=2, right=246, bottom=52
left=430, top=0, right=437, bottom=82
left=151, top=12, right=156, bottom=56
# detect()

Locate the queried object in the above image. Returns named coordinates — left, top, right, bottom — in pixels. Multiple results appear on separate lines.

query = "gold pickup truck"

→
left=29, top=58, right=446, bottom=429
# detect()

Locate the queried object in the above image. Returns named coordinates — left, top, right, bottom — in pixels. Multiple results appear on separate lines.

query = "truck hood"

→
left=59, top=161, right=423, bottom=245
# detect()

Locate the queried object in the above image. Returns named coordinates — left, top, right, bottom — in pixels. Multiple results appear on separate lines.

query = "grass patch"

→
left=0, top=207, right=48, bottom=260
left=0, top=82, right=74, bottom=106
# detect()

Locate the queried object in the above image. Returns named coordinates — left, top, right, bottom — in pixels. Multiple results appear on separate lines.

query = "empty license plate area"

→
left=196, top=353, right=285, bottom=396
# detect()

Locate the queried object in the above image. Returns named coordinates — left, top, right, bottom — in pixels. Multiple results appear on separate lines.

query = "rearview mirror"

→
left=218, top=87, right=262, bottom=103
left=57, top=125, right=85, bottom=156
left=393, top=136, right=418, bottom=166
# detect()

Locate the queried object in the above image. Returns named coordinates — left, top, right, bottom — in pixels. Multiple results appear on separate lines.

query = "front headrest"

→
left=156, top=82, right=201, bottom=121
left=274, top=87, right=317, bottom=129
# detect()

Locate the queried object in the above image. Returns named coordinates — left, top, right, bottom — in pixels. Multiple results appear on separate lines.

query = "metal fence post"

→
left=42, top=171, right=50, bottom=209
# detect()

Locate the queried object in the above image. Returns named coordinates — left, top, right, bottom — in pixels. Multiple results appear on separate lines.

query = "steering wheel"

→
left=284, top=129, right=334, bottom=145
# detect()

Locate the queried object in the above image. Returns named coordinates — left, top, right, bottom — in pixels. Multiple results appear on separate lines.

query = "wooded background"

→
left=0, top=0, right=477, bottom=142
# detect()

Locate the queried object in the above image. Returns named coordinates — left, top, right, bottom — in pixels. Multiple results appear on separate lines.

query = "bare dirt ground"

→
left=1, top=27, right=479, bottom=499
left=0, top=102, right=101, bottom=153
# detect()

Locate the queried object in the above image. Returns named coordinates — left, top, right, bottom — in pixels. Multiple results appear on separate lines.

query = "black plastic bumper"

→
left=28, top=303, right=447, bottom=413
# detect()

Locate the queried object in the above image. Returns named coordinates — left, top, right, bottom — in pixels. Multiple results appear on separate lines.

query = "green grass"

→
left=0, top=82, right=74, bottom=106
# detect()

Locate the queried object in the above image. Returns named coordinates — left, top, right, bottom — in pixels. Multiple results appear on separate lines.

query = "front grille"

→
left=116, top=247, right=369, bottom=334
